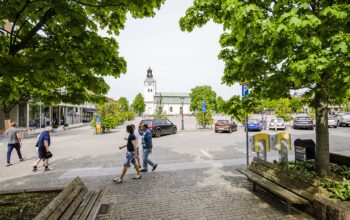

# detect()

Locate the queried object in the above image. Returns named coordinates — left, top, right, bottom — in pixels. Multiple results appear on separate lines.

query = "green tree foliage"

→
left=216, top=96, right=225, bottom=114
left=223, top=95, right=260, bottom=123
left=190, top=86, right=217, bottom=111
left=290, top=97, right=304, bottom=113
left=93, top=101, right=120, bottom=132
left=131, top=93, right=146, bottom=115
left=180, top=0, right=350, bottom=176
left=274, top=99, right=293, bottom=122
left=0, top=0, right=165, bottom=118
left=196, top=111, right=214, bottom=127
left=117, top=97, right=129, bottom=112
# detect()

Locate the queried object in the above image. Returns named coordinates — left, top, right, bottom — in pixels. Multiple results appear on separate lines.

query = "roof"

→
left=155, top=92, right=190, bottom=97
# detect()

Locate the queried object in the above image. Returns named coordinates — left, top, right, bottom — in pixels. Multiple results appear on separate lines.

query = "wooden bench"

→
left=238, top=157, right=318, bottom=213
left=34, top=177, right=107, bottom=220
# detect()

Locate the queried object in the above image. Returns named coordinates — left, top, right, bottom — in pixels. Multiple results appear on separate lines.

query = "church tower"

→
left=144, top=67, right=156, bottom=114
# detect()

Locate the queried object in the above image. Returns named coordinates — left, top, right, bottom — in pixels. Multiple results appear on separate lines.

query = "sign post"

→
left=242, top=83, right=249, bottom=165
left=202, top=102, right=206, bottom=128
left=95, top=116, right=101, bottom=134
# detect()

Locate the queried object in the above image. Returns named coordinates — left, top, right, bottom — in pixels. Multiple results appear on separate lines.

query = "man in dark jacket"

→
left=33, top=127, right=52, bottom=172
left=140, top=123, right=158, bottom=172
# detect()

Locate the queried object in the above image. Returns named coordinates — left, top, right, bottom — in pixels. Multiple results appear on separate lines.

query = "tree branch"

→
left=0, top=27, right=12, bottom=35
left=9, top=8, right=56, bottom=56
left=9, top=0, right=30, bottom=50
left=71, top=0, right=125, bottom=8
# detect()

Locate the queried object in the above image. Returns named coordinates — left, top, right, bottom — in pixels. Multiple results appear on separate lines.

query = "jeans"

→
left=143, top=149, right=156, bottom=170
left=7, top=143, right=23, bottom=164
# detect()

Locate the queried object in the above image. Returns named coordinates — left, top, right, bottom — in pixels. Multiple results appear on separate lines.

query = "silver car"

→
left=335, top=112, right=350, bottom=127
left=328, top=115, right=337, bottom=128
left=269, top=118, right=286, bottom=130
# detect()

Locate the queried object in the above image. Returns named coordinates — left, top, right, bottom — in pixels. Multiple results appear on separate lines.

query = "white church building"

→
left=144, top=68, right=192, bottom=116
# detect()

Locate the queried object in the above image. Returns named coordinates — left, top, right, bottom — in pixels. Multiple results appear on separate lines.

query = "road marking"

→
left=200, top=149, right=213, bottom=159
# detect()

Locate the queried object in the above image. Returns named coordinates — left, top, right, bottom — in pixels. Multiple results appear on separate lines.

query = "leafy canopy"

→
left=131, top=93, right=146, bottom=115
left=0, top=0, right=165, bottom=113
left=190, top=85, right=217, bottom=111
left=180, top=0, right=350, bottom=101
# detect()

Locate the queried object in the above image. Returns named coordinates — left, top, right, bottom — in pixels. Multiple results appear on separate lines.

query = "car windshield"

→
left=344, top=113, right=350, bottom=116
left=217, top=120, right=228, bottom=125
left=328, top=116, right=333, bottom=120
left=140, top=120, right=152, bottom=126
left=277, top=119, right=284, bottom=123
left=296, top=117, right=311, bottom=121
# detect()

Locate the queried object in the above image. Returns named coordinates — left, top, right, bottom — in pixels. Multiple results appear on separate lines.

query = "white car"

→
left=269, top=118, right=286, bottom=130
left=336, top=112, right=350, bottom=127
left=328, top=115, right=337, bottom=128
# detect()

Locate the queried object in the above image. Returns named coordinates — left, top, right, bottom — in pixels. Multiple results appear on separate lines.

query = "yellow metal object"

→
left=96, top=124, right=101, bottom=134
left=254, top=133, right=269, bottom=152
left=276, top=132, right=291, bottom=151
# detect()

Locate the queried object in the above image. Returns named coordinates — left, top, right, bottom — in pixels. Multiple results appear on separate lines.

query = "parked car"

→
left=335, top=112, right=350, bottom=127
left=269, top=118, right=286, bottom=130
left=293, top=116, right=314, bottom=130
left=328, top=115, right=337, bottom=128
left=214, top=120, right=237, bottom=133
left=138, top=119, right=177, bottom=137
left=246, top=119, right=263, bottom=131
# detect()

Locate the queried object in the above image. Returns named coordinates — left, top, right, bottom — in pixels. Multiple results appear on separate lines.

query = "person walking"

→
left=33, top=127, right=52, bottom=172
left=140, top=123, right=157, bottom=172
left=131, top=124, right=142, bottom=168
left=113, top=125, right=142, bottom=184
left=5, top=122, right=25, bottom=166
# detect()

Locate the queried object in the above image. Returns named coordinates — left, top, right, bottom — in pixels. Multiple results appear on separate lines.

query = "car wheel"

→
left=172, top=127, right=177, bottom=134
left=293, top=126, right=296, bottom=129
left=334, top=126, right=337, bottom=128
left=310, top=126, right=314, bottom=130
left=155, top=130, right=161, bottom=138
left=229, top=128, right=232, bottom=133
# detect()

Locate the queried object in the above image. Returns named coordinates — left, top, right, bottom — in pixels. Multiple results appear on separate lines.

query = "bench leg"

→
left=286, top=201, right=291, bottom=214
left=252, top=182, right=257, bottom=192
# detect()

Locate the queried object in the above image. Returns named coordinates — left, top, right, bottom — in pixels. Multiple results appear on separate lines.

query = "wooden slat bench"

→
left=238, top=157, right=318, bottom=213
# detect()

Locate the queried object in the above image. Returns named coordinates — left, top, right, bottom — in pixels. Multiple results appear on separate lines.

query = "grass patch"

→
left=0, top=191, right=59, bottom=219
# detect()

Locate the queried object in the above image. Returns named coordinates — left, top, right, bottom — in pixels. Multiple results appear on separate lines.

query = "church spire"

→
left=147, top=67, right=153, bottom=78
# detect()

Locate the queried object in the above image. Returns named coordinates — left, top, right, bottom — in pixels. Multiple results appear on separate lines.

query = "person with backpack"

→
left=140, top=123, right=158, bottom=172
left=113, top=125, right=142, bottom=183
left=33, top=127, right=52, bottom=172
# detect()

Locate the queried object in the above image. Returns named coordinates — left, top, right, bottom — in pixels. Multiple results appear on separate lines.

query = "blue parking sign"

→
left=96, top=116, right=101, bottom=123
left=202, top=102, right=206, bottom=112
left=242, top=84, right=249, bottom=96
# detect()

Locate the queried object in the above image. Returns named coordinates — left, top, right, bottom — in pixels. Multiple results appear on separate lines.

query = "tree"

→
left=190, top=86, right=217, bottom=111
left=196, top=111, right=214, bottom=127
left=131, top=93, right=146, bottom=115
left=180, top=0, right=350, bottom=176
left=117, top=97, right=129, bottom=112
left=274, top=99, right=293, bottom=122
left=216, top=96, right=225, bottom=114
left=0, top=0, right=165, bottom=120
left=290, top=97, right=304, bottom=113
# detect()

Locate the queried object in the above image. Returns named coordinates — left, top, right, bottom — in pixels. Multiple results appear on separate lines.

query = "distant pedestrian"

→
left=5, top=122, right=25, bottom=166
left=33, top=127, right=52, bottom=172
left=140, top=123, right=158, bottom=172
left=131, top=124, right=142, bottom=168
left=114, top=125, right=142, bottom=183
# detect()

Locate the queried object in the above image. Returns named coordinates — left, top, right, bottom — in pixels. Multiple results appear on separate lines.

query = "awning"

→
left=83, top=108, right=96, bottom=113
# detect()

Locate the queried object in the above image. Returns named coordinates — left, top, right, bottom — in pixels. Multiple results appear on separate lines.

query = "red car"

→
left=215, top=120, right=237, bottom=133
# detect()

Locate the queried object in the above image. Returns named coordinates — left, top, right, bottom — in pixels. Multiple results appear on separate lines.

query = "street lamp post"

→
left=181, top=97, right=184, bottom=130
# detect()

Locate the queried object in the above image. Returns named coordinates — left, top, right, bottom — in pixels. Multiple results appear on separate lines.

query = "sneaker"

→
left=20, top=157, right=25, bottom=161
left=132, top=175, right=142, bottom=180
left=140, top=169, right=148, bottom=172
left=6, top=163, right=12, bottom=167
left=152, top=164, right=158, bottom=171
left=33, top=166, right=38, bottom=172
left=113, top=178, right=123, bottom=184
left=44, top=167, right=50, bottom=172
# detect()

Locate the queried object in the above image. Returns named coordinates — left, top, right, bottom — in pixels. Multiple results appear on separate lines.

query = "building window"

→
left=170, top=107, right=173, bottom=112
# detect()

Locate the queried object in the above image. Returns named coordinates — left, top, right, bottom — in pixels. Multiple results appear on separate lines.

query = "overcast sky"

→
left=105, top=0, right=241, bottom=103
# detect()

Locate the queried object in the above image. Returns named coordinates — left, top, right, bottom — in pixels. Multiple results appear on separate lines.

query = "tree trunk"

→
left=315, top=89, right=329, bottom=177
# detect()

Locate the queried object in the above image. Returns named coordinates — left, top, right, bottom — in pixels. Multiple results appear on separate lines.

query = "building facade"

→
left=0, top=102, right=95, bottom=130
left=144, top=68, right=192, bottom=116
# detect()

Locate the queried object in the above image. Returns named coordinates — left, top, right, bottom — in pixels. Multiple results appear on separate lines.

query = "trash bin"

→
left=294, top=139, right=315, bottom=161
